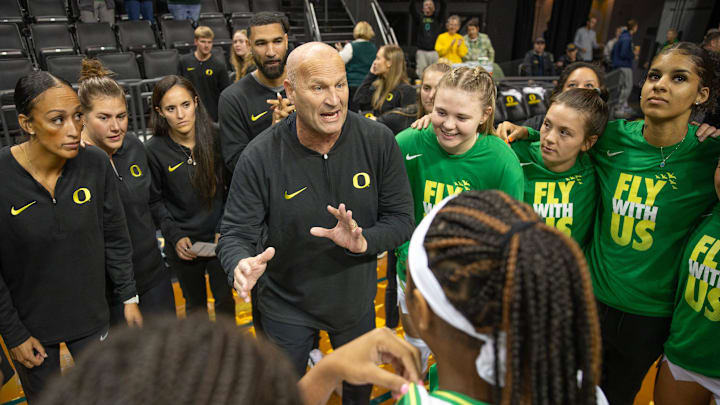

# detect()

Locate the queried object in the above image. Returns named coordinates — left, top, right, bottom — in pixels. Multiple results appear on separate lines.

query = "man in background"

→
left=462, top=17, right=494, bottom=63
left=522, top=37, right=554, bottom=76
left=574, top=16, right=599, bottom=62
left=612, top=19, right=639, bottom=118
left=410, top=0, right=447, bottom=77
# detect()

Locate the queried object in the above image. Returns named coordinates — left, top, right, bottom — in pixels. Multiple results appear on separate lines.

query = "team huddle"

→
left=0, top=10, right=719, bottom=405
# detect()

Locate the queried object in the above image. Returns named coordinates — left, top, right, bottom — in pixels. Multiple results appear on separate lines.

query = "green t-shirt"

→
left=397, top=383, right=492, bottom=405
left=511, top=129, right=597, bottom=248
left=394, top=125, right=524, bottom=283
left=585, top=119, right=720, bottom=316
left=664, top=203, right=720, bottom=377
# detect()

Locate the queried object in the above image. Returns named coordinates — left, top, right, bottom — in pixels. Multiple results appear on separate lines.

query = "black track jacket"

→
left=0, top=146, right=135, bottom=348
left=218, top=112, right=414, bottom=331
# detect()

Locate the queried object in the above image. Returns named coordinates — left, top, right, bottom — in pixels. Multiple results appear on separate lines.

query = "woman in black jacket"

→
left=0, top=72, right=140, bottom=402
left=146, top=75, right=234, bottom=317
left=352, top=45, right=417, bottom=116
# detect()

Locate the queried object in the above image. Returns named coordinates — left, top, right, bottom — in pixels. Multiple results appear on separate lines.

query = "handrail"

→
left=369, top=0, right=397, bottom=45
left=339, top=0, right=356, bottom=25
left=304, top=0, right=322, bottom=42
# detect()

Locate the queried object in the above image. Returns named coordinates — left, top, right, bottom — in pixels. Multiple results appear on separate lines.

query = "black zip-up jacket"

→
left=112, top=135, right=166, bottom=295
left=0, top=146, right=136, bottom=348
left=217, top=112, right=414, bottom=331
left=409, top=0, right=447, bottom=51
left=218, top=73, right=286, bottom=171
left=353, top=73, right=417, bottom=116
left=146, top=134, right=225, bottom=249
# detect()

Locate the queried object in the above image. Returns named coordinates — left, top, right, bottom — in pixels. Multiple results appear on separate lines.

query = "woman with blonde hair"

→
left=353, top=44, right=416, bottom=115
left=335, top=21, right=378, bottom=110
left=230, top=29, right=256, bottom=82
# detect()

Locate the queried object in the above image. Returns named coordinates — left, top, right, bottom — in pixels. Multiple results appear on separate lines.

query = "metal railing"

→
left=304, top=0, right=322, bottom=42
left=369, top=0, right=397, bottom=46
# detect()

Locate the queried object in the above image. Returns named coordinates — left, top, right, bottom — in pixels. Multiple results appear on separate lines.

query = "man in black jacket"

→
left=410, top=0, right=447, bottom=77
left=217, top=42, right=414, bottom=405
left=522, top=37, right=555, bottom=76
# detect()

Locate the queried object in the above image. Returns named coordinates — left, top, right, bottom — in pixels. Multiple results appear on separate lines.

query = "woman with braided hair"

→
left=394, top=66, right=524, bottom=373
left=398, top=190, right=607, bottom=405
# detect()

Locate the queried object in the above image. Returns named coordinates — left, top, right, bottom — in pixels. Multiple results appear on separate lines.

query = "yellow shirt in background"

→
left=434, top=32, right=468, bottom=63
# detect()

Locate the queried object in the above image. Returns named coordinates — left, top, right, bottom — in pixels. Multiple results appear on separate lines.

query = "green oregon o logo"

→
left=205, top=68, right=214, bottom=76
left=130, top=164, right=142, bottom=177
left=73, top=188, right=91, bottom=204
left=386, top=93, right=394, bottom=102
left=365, top=112, right=375, bottom=119
left=353, top=172, right=370, bottom=189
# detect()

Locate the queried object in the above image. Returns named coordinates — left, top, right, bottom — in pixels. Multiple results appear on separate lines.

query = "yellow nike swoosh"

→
left=284, top=187, right=307, bottom=200
left=168, top=162, right=184, bottom=172
left=11, top=201, right=37, bottom=216
left=251, top=111, right=269, bottom=121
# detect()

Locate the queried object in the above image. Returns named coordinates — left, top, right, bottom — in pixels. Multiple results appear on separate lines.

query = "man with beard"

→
left=217, top=42, right=414, bottom=405
left=219, top=12, right=293, bottom=171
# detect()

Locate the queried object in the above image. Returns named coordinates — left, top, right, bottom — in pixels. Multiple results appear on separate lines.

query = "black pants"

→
left=263, top=307, right=376, bottom=405
left=597, top=300, right=672, bottom=405
left=109, top=270, right=176, bottom=326
left=14, top=327, right=107, bottom=403
left=166, top=252, right=234, bottom=316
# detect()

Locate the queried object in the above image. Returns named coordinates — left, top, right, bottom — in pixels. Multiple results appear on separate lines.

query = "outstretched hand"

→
left=233, top=247, right=276, bottom=302
left=310, top=204, right=368, bottom=253
left=496, top=121, right=529, bottom=143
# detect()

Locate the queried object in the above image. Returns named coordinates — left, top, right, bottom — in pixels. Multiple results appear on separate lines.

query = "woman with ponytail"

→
left=393, top=66, right=524, bottom=375
left=146, top=75, right=234, bottom=317
left=79, top=59, right=175, bottom=324
left=352, top=45, right=416, bottom=115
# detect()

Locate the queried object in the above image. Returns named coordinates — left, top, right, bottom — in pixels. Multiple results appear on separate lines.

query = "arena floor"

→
left=0, top=255, right=658, bottom=405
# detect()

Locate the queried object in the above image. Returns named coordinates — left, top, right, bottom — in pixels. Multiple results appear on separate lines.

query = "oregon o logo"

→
left=73, top=188, right=91, bottom=204
left=506, top=96, right=518, bottom=107
left=130, top=164, right=142, bottom=177
left=364, top=112, right=375, bottom=119
left=205, top=68, right=214, bottom=76
left=528, top=94, right=539, bottom=104
left=353, top=172, right=370, bottom=189
left=386, top=93, right=394, bottom=102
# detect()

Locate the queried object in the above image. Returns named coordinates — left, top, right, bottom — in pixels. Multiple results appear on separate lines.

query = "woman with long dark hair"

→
left=146, top=75, right=234, bottom=317
left=0, top=71, right=140, bottom=401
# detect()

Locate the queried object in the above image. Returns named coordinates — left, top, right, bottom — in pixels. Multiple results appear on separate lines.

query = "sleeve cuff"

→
left=124, top=295, right=139, bottom=305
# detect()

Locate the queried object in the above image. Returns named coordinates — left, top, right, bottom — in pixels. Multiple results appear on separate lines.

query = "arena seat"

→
left=46, top=54, right=86, bottom=84
left=117, top=20, right=159, bottom=53
left=27, top=0, right=70, bottom=23
left=0, top=0, right=24, bottom=24
left=0, top=24, right=29, bottom=59
left=523, top=87, right=547, bottom=118
left=252, top=0, right=281, bottom=12
left=160, top=19, right=195, bottom=54
left=76, top=22, right=119, bottom=57
left=97, top=52, right=142, bottom=81
left=0, top=58, right=35, bottom=93
left=200, top=0, right=223, bottom=18
left=221, top=0, right=250, bottom=16
left=498, top=87, right=529, bottom=123
left=230, top=13, right=254, bottom=32
left=142, top=49, right=180, bottom=79
left=493, top=94, right=507, bottom=126
left=29, top=23, right=77, bottom=69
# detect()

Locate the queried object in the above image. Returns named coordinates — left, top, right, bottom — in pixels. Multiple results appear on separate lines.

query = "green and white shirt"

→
left=398, top=383, right=492, bottom=405
left=394, top=125, right=524, bottom=284
left=586, top=120, right=720, bottom=316
left=511, top=128, right=597, bottom=248
left=664, top=203, right=720, bottom=378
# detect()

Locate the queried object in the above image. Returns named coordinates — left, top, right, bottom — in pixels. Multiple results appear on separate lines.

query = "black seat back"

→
left=97, top=52, right=142, bottom=81
left=0, top=24, right=27, bottom=58
left=524, top=88, right=547, bottom=118
left=230, top=13, right=253, bottom=32
left=46, top=54, right=86, bottom=84
left=160, top=19, right=195, bottom=53
left=77, top=23, right=119, bottom=57
left=117, top=20, right=158, bottom=53
left=200, top=0, right=223, bottom=17
left=142, top=49, right=180, bottom=79
left=0, top=58, right=35, bottom=92
left=252, top=0, right=280, bottom=11
left=221, top=0, right=250, bottom=15
left=30, top=24, right=76, bottom=69
left=498, top=86, right=529, bottom=123
left=0, top=0, right=24, bottom=24
left=27, top=0, right=69, bottom=23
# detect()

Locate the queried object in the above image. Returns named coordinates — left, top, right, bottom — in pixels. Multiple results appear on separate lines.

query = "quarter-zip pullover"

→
left=0, top=146, right=136, bottom=348
left=217, top=111, right=414, bottom=330
left=112, top=135, right=166, bottom=295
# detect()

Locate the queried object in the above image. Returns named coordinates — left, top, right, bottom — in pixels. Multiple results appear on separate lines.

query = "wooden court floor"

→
left=0, top=255, right=658, bottom=405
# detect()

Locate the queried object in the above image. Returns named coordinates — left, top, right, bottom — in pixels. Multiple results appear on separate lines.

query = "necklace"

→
left=659, top=135, right=685, bottom=168
left=177, top=143, right=196, bottom=166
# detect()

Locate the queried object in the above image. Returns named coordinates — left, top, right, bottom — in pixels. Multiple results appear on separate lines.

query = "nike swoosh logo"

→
left=99, top=331, right=109, bottom=342
left=168, top=162, right=184, bottom=172
left=251, top=111, right=269, bottom=121
left=520, top=162, right=533, bottom=166
left=607, top=150, right=624, bottom=157
left=10, top=201, right=37, bottom=216
left=284, top=187, right=307, bottom=200
left=406, top=153, right=422, bottom=160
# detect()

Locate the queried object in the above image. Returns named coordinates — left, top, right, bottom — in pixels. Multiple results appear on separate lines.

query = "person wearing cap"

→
left=574, top=16, right=599, bottom=62
left=522, top=37, right=555, bottom=76
left=556, top=43, right=579, bottom=71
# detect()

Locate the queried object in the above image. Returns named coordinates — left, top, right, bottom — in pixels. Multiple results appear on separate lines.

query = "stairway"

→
left=312, top=0, right=355, bottom=44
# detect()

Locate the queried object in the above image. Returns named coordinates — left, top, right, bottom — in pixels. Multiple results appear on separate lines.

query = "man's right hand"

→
left=10, top=337, right=47, bottom=369
left=233, top=247, right=275, bottom=302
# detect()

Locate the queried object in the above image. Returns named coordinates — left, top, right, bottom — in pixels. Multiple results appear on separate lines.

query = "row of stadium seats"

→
left=0, top=0, right=280, bottom=25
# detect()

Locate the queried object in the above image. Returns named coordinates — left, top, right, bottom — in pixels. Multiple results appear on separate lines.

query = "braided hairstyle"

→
left=37, top=315, right=302, bottom=405
left=420, top=190, right=601, bottom=405
left=435, top=66, right=496, bottom=135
